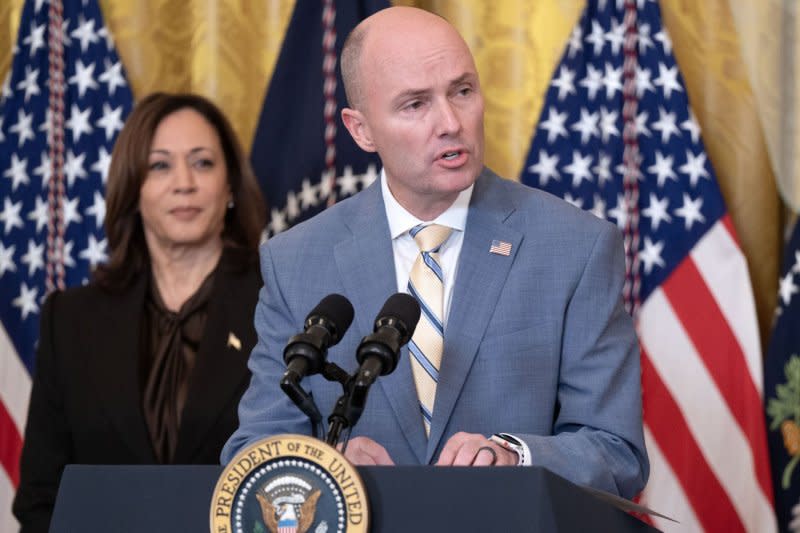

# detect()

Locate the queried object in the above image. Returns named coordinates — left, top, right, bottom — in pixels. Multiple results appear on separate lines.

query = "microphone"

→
left=282, top=294, right=354, bottom=384
left=354, top=293, right=421, bottom=387
left=326, top=293, right=420, bottom=446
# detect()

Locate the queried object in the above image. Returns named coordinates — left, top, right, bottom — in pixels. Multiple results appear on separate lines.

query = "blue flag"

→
left=0, top=0, right=132, bottom=526
left=765, top=220, right=800, bottom=532
left=250, top=0, right=386, bottom=237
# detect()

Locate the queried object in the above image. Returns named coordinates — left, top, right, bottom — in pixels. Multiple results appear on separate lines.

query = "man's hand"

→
left=339, top=436, right=395, bottom=465
left=435, top=431, right=518, bottom=466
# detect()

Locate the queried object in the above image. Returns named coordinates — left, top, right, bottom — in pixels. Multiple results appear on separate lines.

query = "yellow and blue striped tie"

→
left=407, top=223, right=452, bottom=436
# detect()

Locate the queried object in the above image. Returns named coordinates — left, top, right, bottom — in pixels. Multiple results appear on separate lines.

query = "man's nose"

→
left=436, top=100, right=462, bottom=137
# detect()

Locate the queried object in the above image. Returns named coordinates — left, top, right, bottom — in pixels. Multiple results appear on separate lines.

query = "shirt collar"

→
left=381, top=168, right=473, bottom=240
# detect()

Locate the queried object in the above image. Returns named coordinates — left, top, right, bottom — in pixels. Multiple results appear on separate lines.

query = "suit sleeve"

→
left=220, top=242, right=312, bottom=464
left=516, top=223, right=649, bottom=499
left=12, top=292, right=73, bottom=533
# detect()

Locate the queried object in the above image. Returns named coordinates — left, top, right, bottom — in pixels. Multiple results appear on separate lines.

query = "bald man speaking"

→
left=223, top=6, right=648, bottom=499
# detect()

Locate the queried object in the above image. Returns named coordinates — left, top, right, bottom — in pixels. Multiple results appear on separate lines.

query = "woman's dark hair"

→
left=94, top=92, right=266, bottom=289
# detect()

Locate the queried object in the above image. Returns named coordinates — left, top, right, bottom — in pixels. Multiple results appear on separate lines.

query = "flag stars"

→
left=607, top=194, right=629, bottom=230
left=563, top=193, right=584, bottom=209
left=654, top=29, right=673, bottom=54
left=563, top=150, right=594, bottom=188
left=642, top=193, right=672, bottom=231
left=675, top=193, right=705, bottom=230
left=580, top=64, right=604, bottom=100
left=605, top=17, right=626, bottom=55
left=361, top=164, right=378, bottom=188
left=10, top=108, right=35, bottom=147
left=34, top=151, right=52, bottom=189
left=0, top=242, right=16, bottom=277
left=652, top=106, right=680, bottom=144
left=590, top=193, right=607, bottom=219
left=572, top=108, right=599, bottom=144
left=778, top=271, right=798, bottom=307
left=63, top=196, right=84, bottom=229
left=636, top=111, right=651, bottom=137
left=681, top=110, right=701, bottom=144
left=0, top=198, right=24, bottom=235
left=602, top=63, right=623, bottom=100
left=21, top=239, right=44, bottom=276
left=66, top=104, right=94, bottom=142
left=91, top=146, right=112, bottom=184
left=567, top=26, right=583, bottom=58
left=71, top=15, right=99, bottom=53
left=586, top=20, right=606, bottom=55
left=96, top=103, right=124, bottom=141
left=1, top=75, right=12, bottom=101
left=679, top=151, right=710, bottom=187
left=68, top=59, right=99, bottom=98
left=636, top=67, right=655, bottom=98
left=99, top=59, right=126, bottom=96
left=599, top=107, right=619, bottom=142
left=337, top=166, right=360, bottom=196
left=298, top=178, right=319, bottom=209
left=16, top=65, right=40, bottom=103
left=654, top=63, right=683, bottom=100
left=593, top=152, right=613, bottom=187
left=637, top=22, right=654, bottom=54
left=13, top=282, right=39, bottom=320
left=550, top=66, right=576, bottom=101
left=85, top=191, right=106, bottom=229
left=528, top=150, right=560, bottom=187
left=285, top=191, right=300, bottom=221
left=4, top=153, right=30, bottom=191
left=79, top=234, right=108, bottom=268
left=638, top=237, right=666, bottom=275
left=64, top=149, right=88, bottom=188
left=268, top=207, right=288, bottom=235
left=647, top=151, right=678, bottom=188
left=28, top=196, right=49, bottom=233
left=23, top=22, right=46, bottom=57
left=539, top=107, right=569, bottom=143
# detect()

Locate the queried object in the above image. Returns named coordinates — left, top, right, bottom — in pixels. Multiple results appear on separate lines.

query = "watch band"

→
left=489, top=433, right=531, bottom=466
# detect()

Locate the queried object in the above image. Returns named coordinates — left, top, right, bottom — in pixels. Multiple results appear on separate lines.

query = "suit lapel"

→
left=89, top=276, right=156, bottom=462
left=427, top=171, right=523, bottom=460
left=174, top=255, right=257, bottom=462
left=334, top=182, right=429, bottom=462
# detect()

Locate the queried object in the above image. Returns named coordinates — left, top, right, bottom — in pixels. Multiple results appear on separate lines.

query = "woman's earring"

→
left=227, top=199, right=234, bottom=209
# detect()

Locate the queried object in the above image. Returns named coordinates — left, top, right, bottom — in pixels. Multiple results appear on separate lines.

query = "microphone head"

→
left=305, top=293, right=354, bottom=345
left=375, top=293, right=421, bottom=344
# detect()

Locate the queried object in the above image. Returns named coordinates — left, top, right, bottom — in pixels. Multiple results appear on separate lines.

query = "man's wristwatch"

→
left=489, top=433, right=531, bottom=466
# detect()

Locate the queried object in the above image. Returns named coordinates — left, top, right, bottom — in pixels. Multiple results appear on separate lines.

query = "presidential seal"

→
left=210, top=435, right=368, bottom=533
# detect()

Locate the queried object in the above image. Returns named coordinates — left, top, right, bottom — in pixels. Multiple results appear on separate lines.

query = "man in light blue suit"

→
left=223, top=6, right=648, bottom=498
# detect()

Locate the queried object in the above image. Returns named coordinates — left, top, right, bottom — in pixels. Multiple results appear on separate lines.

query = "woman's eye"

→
left=148, top=161, right=168, bottom=171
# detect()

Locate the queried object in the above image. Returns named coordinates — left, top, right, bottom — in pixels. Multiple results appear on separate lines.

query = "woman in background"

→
left=13, top=92, right=266, bottom=532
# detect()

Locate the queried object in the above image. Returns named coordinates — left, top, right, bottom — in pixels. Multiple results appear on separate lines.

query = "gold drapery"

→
left=0, top=0, right=785, bottom=344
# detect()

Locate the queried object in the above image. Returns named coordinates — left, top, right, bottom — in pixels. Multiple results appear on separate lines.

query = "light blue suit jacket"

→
left=222, top=169, right=648, bottom=498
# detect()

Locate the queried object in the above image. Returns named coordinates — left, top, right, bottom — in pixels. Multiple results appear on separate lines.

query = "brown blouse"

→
left=139, top=268, right=216, bottom=464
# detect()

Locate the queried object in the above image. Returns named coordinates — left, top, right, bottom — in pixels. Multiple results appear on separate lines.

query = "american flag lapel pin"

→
left=489, top=240, right=512, bottom=256
left=227, top=332, right=242, bottom=351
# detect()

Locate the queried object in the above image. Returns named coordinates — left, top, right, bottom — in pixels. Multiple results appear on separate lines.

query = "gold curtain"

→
left=0, top=0, right=784, bottom=344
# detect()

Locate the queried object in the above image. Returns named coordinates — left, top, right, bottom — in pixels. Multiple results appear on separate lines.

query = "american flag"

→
left=250, top=0, right=385, bottom=238
left=520, top=0, right=775, bottom=530
left=0, top=0, right=132, bottom=529
left=765, top=220, right=800, bottom=532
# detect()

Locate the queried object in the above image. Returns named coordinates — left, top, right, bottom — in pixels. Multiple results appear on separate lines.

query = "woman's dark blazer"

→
left=12, top=250, right=262, bottom=532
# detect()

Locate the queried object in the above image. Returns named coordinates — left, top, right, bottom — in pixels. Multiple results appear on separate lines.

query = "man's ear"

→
left=341, top=107, right=376, bottom=152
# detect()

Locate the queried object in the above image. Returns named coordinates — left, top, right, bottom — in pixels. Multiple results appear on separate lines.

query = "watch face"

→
left=497, top=433, right=522, bottom=446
